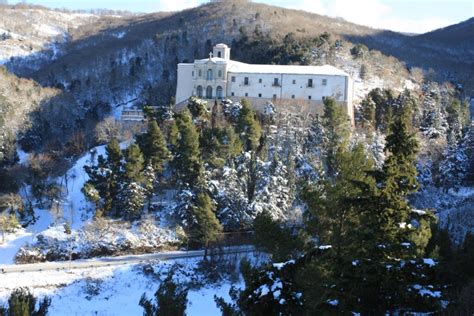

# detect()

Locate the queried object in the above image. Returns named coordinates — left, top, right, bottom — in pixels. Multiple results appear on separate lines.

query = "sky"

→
left=10, top=0, right=474, bottom=34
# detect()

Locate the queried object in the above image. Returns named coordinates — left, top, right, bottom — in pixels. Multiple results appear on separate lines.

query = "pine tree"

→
left=253, top=210, right=305, bottom=261
left=303, top=143, right=374, bottom=257
left=236, top=99, right=262, bottom=152
left=348, top=108, right=439, bottom=312
left=167, top=119, right=180, bottom=150
left=174, top=109, right=205, bottom=188
left=439, top=130, right=468, bottom=189
left=359, top=95, right=376, bottom=130
left=124, top=144, right=145, bottom=183
left=191, top=192, right=222, bottom=258
left=106, top=138, right=122, bottom=176
left=321, top=97, right=351, bottom=177
left=139, top=271, right=188, bottom=316
left=83, top=139, right=123, bottom=216
left=136, top=121, right=170, bottom=174
left=121, top=181, right=146, bottom=219
left=122, top=144, right=146, bottom=219
left=0, top=287, right=50, bottom=316
left=445, top=99, right=463, bottom=142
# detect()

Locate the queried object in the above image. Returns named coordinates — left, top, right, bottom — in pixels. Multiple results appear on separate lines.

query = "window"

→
left=198, top=70, right=202, bottom=77
left=322, top=79, right=327, bottom=86
left=218, top=70, right=222, bottom=78
left=207, top=69, right=213, bottom=80
left=308, top=79, right=313, bottom=87
left=196, top=86, right=203, bottom=98
left=258, top=93, right=262, bottom=98
left=231, top=92, right=235, bottom=96
left=244, top=77, right=249, bottom=85
left=206, top=86, right=213, bottom=99
left=291, top=95, right=295, bottom=99
left=273, top=94, right=277, bottom=100
left=231, top=76, right=236, bottom=82
left=273, top=78, right=279, bottom=86
left=292, top=79, right=296, bottom=84
left=217, top=51, right=222, bottom=58
left=192, top=71, right=194, bottom=77
left=308, top=96, right=312, bottom=100
left=216, top=86, right=223, bottom=99
left=245, top=93, right=248, bottom=97
left=259, top=78, right=262, bottom=83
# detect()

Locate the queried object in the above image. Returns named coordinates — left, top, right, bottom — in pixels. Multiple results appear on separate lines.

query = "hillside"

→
left=2, top=0, right=470, bottom=113
left=0, top=4, right=100, bottom=73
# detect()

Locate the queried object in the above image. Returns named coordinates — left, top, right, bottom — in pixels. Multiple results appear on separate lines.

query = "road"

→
left=0, top=246, right=256, bottom=274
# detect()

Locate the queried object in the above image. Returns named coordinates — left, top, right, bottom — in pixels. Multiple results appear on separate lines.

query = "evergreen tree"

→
left=236, top=99, right=262, bottom=152
left=253, top=210, right=305, bottom=261
left=445, top=99, right=463, bottom=142
left=347, top=108, right=439, bottom=312
left=359, top=95, right=376, bottom=130
left=191, top=192, right=222, bottom=258
left=321, top=97, right=351, bottom=177
left=83, top=139, right=123, bottom=217
left=136, top=121, right=170, bottom=174
left=167, top=119, right=180, bottom=151
left=439, top=131, right=468, bottom=189
left=0, top=287, right=50, bottom=316
left=173, top=109, right=205, bottom=188
left=139, top=271, right=188, bottom=316
left=124, top=144, right=144, bottom=183
left=303, top=143, right=373, bottom=257
left=121, top=144, right=146, bottom=219
left=187, top=96, right=208, bottom=118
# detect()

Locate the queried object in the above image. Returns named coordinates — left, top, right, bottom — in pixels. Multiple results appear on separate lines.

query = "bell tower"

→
left=213, top=43, right=231, bottom=60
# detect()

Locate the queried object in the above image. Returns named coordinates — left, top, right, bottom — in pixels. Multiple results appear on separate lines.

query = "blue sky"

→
left=11, top=0, right=474, bottom=33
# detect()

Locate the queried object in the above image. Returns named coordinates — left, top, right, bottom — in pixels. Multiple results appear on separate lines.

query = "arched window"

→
left=207, top=69, right=213, bottom=80
left=196, top=86, right=203, bottom=98
left=216, top=86, right=223, bottom=99
left=206, top=86, right=213, bottom=99
left=217, top=51, right=222, bottom=58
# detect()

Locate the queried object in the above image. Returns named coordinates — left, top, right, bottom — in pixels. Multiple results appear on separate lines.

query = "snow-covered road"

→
left=0, top=246, right=256, bottom=273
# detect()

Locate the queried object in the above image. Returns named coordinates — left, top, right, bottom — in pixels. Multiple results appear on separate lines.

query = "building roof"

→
left=180, top=58, right=350, bottom=77
left=227, top=63, right=349, bottom=76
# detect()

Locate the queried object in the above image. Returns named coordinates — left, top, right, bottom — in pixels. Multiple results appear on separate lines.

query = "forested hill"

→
left=3, top=0, right=473, bottom=111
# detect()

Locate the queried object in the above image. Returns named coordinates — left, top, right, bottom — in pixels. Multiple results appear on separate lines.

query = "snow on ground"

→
left=0, top=209, right=52, bottom=264
left=0, top=253, right=265, bottom=315
left=0, top=143, right=129, bottom=264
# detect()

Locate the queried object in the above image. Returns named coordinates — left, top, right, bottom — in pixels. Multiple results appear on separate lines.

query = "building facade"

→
left=176, top=43, right=354, bottom=120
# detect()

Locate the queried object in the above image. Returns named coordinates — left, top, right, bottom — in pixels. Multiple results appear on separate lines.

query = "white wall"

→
left=176, top=64, right=194, bottom=104
left=226, top=72, right=347, bottom=102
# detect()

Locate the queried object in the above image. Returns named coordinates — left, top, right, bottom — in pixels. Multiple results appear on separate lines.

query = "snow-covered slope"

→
left=0, top=6, right=98, bottom=71
left=0, top=143, right=123, bottom=264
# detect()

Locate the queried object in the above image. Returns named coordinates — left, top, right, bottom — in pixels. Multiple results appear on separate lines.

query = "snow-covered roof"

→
left=228, top=62, right=349, bottom=76
left=184, top=58, right=349, bottom=76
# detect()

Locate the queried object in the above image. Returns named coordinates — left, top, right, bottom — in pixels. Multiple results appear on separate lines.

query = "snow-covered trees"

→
left=83, top=139, right=150, bottom=219
left=236, top=99, right=262, bottom=152
left=439, top=132, right=469, bottom=189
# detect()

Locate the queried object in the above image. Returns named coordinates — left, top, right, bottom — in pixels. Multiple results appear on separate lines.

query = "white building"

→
left=176, top=43, right=354, bottom=121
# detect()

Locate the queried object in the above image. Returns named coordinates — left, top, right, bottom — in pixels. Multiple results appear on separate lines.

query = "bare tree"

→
left=94, top=117, right=121, bottom=144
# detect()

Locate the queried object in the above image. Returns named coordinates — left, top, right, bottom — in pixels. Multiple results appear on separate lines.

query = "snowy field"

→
left=0, top=253, right=267, bottom=315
